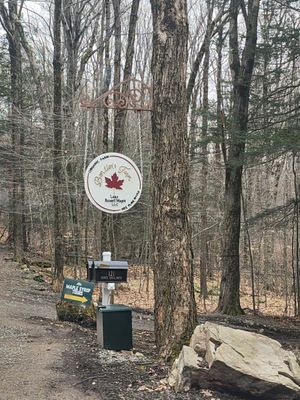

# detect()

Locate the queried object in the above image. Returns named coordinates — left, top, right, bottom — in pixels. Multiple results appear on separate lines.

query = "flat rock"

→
left=169, top=322, right=300, bottom=399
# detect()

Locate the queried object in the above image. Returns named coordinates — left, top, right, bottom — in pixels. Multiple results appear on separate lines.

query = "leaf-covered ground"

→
left=1, top=246, right=299, bottom=400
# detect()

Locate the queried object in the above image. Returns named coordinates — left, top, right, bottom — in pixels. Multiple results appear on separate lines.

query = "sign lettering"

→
left=61, top=278, right=94, bottom=306
left=84, top=152, right=142, bottom=214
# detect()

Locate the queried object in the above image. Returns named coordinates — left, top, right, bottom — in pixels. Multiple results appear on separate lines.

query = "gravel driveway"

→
left=0, top=246, right=99, bottom=400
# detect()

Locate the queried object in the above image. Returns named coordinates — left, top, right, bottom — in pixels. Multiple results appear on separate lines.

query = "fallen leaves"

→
left=137, top=380, right=168, bottom=393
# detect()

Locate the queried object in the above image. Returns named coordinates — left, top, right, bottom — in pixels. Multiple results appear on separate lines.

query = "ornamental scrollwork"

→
left=80, top=78, right=153, bottom=111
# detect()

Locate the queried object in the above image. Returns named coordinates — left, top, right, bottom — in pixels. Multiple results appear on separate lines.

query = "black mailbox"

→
left=87, top=260, right=128, bottom=283
left=94, top=261, right=128, bottom=282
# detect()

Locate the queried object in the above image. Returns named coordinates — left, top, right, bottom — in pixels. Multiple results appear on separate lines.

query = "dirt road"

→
left=0, top=246, right=186, bottom=400
left=0, top=245, right=242, bottom=400
left=0, top=246, right=101, bottom=400
left=0, top=246, right=184, bottom=400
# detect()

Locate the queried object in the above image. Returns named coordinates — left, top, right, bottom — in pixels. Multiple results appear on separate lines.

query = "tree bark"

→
left=186, top=5, right=227, bottom=107
left=292, top=154, right=300, bottom=314
left=101, top=0, right=112, bottom=255
left=0, top=0, right=26, bottom=261
left=112, top=0, right=122, bottom=153
left=151, top=0, right=197, bottom=359
left=62, top=0, right=101, bottom=267
left=111, top=0, right=140, bottom=258
left=118, top=0, right=140, bottom=131
left=199, top=0, right=214, bottom=300
left=17, top=21, right=50, bottom=127
left=63, top=0, right=81, bottom=267
left=216, top=26, right=225, bottom=163
left=217, top=0, right=260, bottom=314
left=52, top=0, right=64, bottom=291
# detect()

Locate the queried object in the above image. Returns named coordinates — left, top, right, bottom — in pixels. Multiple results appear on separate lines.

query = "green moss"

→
left=56, top=301, right=96, bottom=327
left=169, top=336, right=190, bottom=362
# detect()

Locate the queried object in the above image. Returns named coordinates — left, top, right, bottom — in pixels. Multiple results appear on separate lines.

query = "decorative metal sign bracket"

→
left=80, top=77, right=153, bottom=112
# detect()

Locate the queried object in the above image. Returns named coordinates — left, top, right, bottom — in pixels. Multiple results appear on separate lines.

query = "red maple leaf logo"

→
left=105, top=172, right=124, bottom=190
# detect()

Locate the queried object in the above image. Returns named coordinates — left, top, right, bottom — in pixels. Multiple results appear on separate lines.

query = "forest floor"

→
left=0, top=244, right=300, bottom=400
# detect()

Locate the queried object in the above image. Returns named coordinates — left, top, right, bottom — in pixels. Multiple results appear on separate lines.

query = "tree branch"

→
left=187, top=9, right=229, bottom=107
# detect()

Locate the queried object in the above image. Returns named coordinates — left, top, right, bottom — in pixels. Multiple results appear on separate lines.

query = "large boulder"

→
left=169, top=322, right=300, bottom=399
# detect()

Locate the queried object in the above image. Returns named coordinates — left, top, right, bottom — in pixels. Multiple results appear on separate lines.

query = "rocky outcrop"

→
left=169, top=322, right=300, bottom=399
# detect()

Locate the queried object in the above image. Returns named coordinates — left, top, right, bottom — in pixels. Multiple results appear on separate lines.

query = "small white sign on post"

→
left=84, top=152, right=142, bottom=214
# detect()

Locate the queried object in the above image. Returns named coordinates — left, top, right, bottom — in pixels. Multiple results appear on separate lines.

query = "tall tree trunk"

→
left=101, top=0, right=112, bottom=255
left=112, top=0, right=122, bottom=153
left=292, top=154, right=300, bottom=314
left=62, top=0, right=101, bottom=266
left=118, top=0, right=140, bottom=131
left=0, top=0, right=26, bottom=261
left=199, top=0, right=214, bottom=300
left=63, top=0, right=80, bottom=267
left=216, top=26, right=225, bottom=163
left=10, top=0, right=24, bottom=261
left=52, top=0, right=64, bottom=291
left=151, top=0, right=197, bottom=359
left=217, top=0, right=260, bottom=314
left=111, top=0, right=122, bottom=258
left=186, top=5, right=226, bottom=107
left=111, top=0, right=140, bottom=258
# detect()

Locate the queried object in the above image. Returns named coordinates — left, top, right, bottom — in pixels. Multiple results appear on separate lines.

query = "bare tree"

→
left=112, top=0, right=140, bottom=258
left=198, top=0, right=215, bottom=301
left=187, top=1, right=228, bottom=107
left=217, top=0, right=260, bottom=314
left=112, top=0, right=122, bottom=154
left=150, top=0, right=197, bottom=359
left=52, top=0, right=64, bottom=291
left=0, top=0, right=26, bottom=261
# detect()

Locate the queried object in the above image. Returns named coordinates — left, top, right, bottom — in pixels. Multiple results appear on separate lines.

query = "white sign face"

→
left=84, top=153, right=142, bottom=214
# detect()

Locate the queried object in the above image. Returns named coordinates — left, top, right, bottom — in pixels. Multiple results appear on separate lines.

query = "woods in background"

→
left=0, top=0, right=299, bottom=358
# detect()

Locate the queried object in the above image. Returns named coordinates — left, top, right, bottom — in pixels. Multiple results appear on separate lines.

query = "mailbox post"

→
left=101, top=251, right=114, bottom=306
left=86, top=252, right=132, bottom=350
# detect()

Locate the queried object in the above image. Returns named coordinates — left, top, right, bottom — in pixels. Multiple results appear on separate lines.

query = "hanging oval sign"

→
left=84, top=152, right=142, bottom=214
